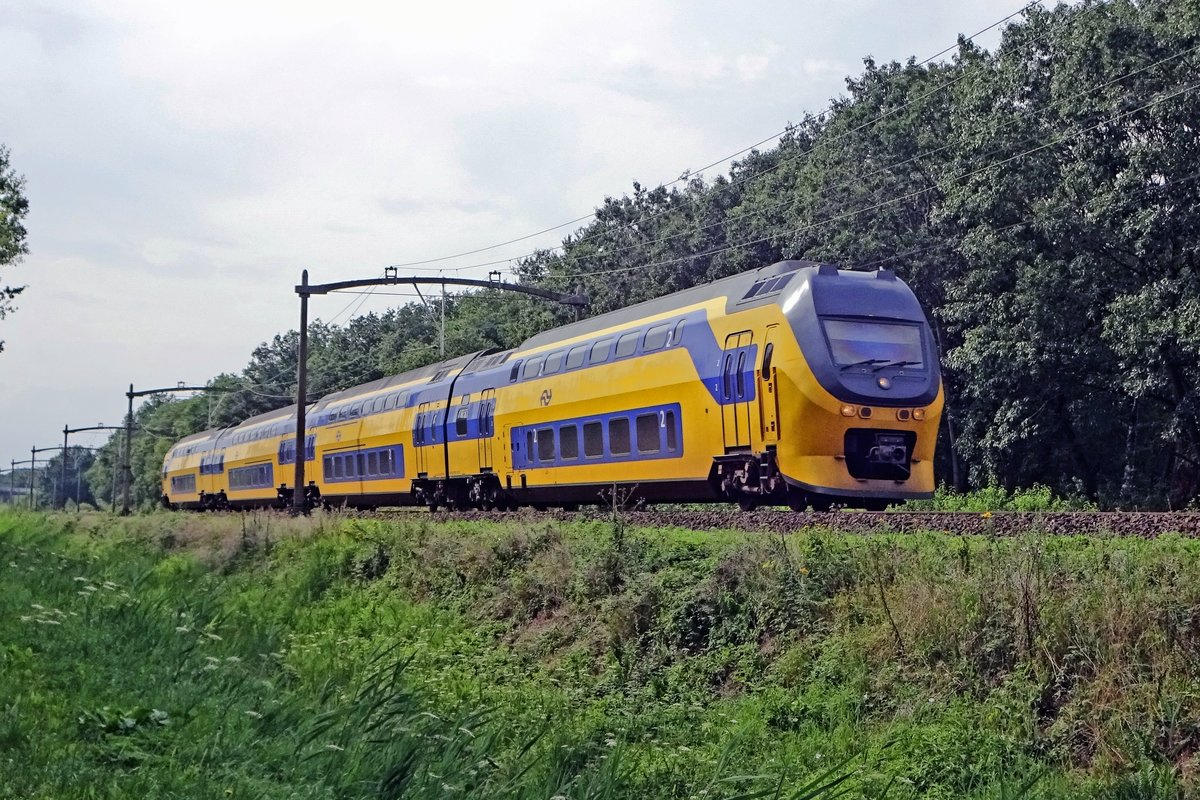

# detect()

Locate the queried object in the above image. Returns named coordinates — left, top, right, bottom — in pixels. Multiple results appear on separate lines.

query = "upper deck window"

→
left=615, top=332, right=639, bottom=359
left=565, top=346, right=587, bottom=370
left=822, top=319, right=924, bottom=368
left=643, top=324, right=670, bottom=352
left=589, top=339, right=612, bottom=364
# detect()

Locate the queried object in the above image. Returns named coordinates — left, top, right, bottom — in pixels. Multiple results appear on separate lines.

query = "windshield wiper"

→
left=873, top=360, right=922, bottom=371
left=839, top=359, right=888, bottom=371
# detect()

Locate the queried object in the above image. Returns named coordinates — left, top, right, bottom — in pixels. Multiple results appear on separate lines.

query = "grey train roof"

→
left=520, top=260, right=820, bottom=350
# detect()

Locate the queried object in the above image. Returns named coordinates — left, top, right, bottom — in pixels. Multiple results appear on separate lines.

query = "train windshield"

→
left=821, top=318, right=924, bottom=368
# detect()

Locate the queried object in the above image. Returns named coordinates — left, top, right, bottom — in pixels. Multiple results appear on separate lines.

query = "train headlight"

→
left=877, top=376, right=892, bottom=390
left=897, top=409, right=911, bottom=421
left=912, top=408, right=927, bottom=420
left=859, top=406, right=873, bottom=419
left=840, top=404, right=857, bottom=417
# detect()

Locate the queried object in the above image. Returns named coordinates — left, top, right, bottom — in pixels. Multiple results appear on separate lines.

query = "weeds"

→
left=1, top=508, right=1196, bottom=798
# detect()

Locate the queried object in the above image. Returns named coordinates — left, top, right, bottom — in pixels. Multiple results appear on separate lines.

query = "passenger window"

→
left=537, top=427, right=555, bottom=461
left=385, top=393, right=397, bottom=411
left=357, top=453, right=366, bottom=476
left=722, top=355, right=734, bottom=399
left=736, top=351, right=747, bottom=397
left=456, top=406, right=469, bottom=437
left=543, top=351, right=563, bottom=374
left=671, top=320, right=686, bottom=345
left=510, top=361, right=522, bottom=382
left=522, top=358, right=543, bottom=379
left=526, top=430, right=535, bottom=458
left=644, top=324, right=670, bottom=351
left=609, top=418, right=631, bottom=455
left=636, top=414, right=659, bottom=453
left=333, top=458, right=344, bottom=479
left=368, top=452, right=379, bottom=475
left=560, top=424, right=579, bottom=460
left=583, top=421, right=603, bottom=457
left=615, top=332, right=639, bottom=358
left=762, top=342, right=775, bottom=373
left=665, top=411, right=679, bottom=452
left=565, top=346, right=587, bottom=370
left=589, top=339, right=611, bottom=363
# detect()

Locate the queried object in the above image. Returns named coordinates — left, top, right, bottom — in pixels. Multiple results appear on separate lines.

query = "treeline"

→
left=86, top=0, right=1200, bottom=509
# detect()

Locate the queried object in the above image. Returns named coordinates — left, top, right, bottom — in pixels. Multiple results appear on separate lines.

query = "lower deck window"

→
left=537, top=427, right=555, bottom=461
left=323, top=446, right=405, bottom=483
left=170, top=474, right=196, bottom=494
left=609, top=418, right=631, bottom=456
left=512, top=404, right=682, bottom=469
left=636, top=414, right=660, bottom=453
left=229, top=464, right=273, bottom=490
left=583, top=422, right=603, bottom=457
left=559, top=425, right=579, bottom=460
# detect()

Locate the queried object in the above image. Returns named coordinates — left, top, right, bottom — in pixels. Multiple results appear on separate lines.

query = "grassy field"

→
left=1, top=509, right=1198, bottom=799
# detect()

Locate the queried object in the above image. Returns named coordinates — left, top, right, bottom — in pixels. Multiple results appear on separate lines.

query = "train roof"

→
left=520, top=259, right=819, bottom=349
left=311, top=350, right=484, bottom=409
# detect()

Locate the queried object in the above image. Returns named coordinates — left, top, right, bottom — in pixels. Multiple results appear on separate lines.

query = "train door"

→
left=758, top=325, right=781, bottom=445
left=477, top=389, right=496, bottom=472
left=721, top=331, right=754, bottom=451
left=415, top=401, right=430, bottom=476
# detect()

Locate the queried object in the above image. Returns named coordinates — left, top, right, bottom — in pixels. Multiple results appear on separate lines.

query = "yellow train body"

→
left=162, top=261, right=943, bottom=512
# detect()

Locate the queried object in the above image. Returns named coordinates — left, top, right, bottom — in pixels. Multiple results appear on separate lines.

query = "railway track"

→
left=406, top=508, right=1200, bottom=537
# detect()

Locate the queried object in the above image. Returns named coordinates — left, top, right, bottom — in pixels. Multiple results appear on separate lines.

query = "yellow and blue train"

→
left=161, top=260, right=944, bottom=512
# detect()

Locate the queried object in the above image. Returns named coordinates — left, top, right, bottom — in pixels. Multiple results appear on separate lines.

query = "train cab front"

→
left=775, top=263, right=944, bottom=508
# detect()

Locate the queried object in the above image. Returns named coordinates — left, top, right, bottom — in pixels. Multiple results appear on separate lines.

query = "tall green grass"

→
left=1, top=508, right=1194, bottom=798
left=903, top=484, right=1096, bottom=512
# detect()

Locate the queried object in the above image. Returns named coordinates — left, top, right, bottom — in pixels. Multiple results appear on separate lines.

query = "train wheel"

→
left=738, top=498, right=758, bottom=512
left=810, top=498, right=833, bottom=512
left=787, top=495, right=808, bottom=512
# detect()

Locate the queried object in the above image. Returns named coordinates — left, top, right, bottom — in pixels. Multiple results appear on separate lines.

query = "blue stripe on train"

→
left=510, top=403, right=683, bottom=470
left=322, top=445, right=406, bottom=483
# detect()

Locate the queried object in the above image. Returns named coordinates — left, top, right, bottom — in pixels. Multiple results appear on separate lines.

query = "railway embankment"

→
left=2, top=508, right=1198, bottom=798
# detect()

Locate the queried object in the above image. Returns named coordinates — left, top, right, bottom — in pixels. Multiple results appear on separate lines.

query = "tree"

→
left=0, top=145, right=30, bottom=352
left=939, top=0, right=1200, bottom=502
left=39, top=447, right=96, bottom=508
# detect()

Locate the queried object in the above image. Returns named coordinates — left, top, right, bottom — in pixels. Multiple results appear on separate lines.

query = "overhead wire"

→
left=532, top=79, right=1200, bottom=281
left=382, top=0, right=1046, bottom=273
left=505, top=41, right=1200, bottom=277
left=385, top=3, right=1064, bottom=281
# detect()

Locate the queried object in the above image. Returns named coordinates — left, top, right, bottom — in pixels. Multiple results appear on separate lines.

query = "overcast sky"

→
left=0, top=0, right=1026, bottom=464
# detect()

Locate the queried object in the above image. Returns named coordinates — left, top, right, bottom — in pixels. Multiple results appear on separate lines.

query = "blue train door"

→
left=721, top=331, right=754, bottom=451
left=477, top=389, right=496, bottom=472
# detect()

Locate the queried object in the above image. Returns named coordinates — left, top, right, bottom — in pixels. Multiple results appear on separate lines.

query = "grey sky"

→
left=1, top=0, right=1024, bottom=462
